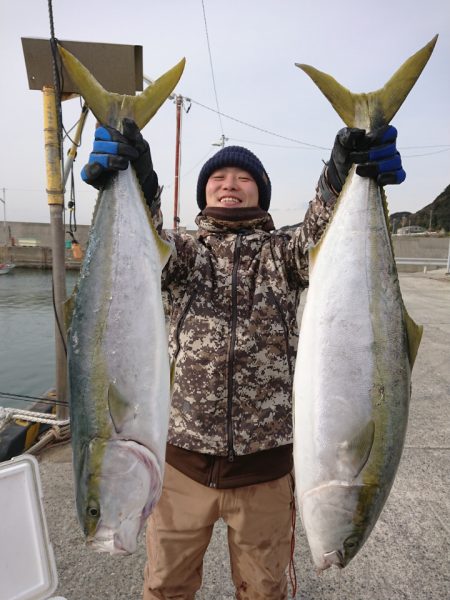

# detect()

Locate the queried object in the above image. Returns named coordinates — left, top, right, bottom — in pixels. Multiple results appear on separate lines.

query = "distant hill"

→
left=390, top=184, right=450, bottom=232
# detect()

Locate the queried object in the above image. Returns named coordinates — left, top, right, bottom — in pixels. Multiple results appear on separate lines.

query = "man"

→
left=82, top=120, right=405, bottom=599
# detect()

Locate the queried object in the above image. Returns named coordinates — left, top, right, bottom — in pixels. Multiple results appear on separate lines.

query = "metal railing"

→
left=395, top=257, right=447, bottom=266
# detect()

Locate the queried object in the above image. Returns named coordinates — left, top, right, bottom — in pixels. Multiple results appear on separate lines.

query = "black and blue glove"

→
left=326, top=125, right=406, bottom=194
left=81, top=118, right=159, bottom=206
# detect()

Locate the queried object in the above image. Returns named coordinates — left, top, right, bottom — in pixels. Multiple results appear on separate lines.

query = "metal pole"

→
left=0, top=188, right=6, bottom=245
left=173, top=95, right=182, bottom=231
left=446, top=238, right=450, bottom=275
left=63, top=103, right=89, bottom=186
left=43, top=86, right=68, bottom=420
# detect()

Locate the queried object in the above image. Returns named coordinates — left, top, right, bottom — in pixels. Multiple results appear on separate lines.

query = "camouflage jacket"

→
left=155, top=187, right=335, bottom=457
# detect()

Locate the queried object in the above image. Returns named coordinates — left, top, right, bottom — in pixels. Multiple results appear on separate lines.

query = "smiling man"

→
left=82, top=126, right=406, bottom=599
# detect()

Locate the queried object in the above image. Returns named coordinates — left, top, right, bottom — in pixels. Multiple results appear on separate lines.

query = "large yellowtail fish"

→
left=293, top=36, right=437, bottom=571
left=60, top=45, right=184, bottom=554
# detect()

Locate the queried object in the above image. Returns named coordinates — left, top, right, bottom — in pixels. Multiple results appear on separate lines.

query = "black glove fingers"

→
left=364, top=125, right=398, bottom=147
left=336, top=127, right=366, bottom=150
left=350, top=141, right=397, bottom=164
left=93, top=139, right=139, bottom=160
left=121, top=118, right=141, bottom=143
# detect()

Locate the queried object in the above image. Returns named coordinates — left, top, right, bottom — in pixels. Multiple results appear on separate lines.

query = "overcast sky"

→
left=1, top=0, right=449, bottom=230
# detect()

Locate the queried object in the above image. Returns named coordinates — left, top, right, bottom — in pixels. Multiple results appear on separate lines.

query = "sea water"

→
left=0, top=268, right=78, bottom=409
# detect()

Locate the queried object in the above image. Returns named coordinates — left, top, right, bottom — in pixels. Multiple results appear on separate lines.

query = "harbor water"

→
left=0, top=268, right=78, bottom=409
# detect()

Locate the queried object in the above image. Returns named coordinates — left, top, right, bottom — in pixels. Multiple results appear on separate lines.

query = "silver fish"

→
left=293, top=36, right=437, bottom=571
left=60, top=46, right=184, bottom=554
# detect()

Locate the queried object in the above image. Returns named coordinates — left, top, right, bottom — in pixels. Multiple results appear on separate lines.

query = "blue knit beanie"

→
left=196, top=146, right=272, bottom=211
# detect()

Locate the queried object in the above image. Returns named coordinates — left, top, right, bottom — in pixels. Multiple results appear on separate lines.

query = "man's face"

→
left=205, top=167, right=259, bottom=209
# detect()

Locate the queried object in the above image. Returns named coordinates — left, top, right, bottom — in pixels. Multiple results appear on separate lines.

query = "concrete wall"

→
left=1, top=222, right=448, bottom=271
left=2, top=221, right=90, bottom=248
left=392, top=235, right=449, bottom=272
left=392, top=234, right=449, bottom=258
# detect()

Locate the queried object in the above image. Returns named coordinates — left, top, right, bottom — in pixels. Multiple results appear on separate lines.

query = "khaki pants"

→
left=143, top=464, right=295, bottom=600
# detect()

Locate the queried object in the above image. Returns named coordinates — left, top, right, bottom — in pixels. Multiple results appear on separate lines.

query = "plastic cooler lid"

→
left=0, top=454, right=58, bottom=600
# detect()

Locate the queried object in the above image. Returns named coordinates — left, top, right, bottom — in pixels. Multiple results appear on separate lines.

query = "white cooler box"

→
left=0, top=454, right=65, bottom=600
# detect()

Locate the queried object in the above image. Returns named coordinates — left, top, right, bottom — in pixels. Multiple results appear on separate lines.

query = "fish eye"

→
left=87, top=504, right=100, bottom=518
left=344, top=535, right=359, bottom=550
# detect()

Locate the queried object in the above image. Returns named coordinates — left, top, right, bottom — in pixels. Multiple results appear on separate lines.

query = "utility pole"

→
left=144, top=76, right=188, bottom=231
left=173, top=95, right=182, bottom=231
left=429, top=209, right=433, bottom=231
left=0, top=188, right=6, bottom=245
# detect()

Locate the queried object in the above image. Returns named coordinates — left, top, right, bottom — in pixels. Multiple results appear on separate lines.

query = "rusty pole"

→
left=173, top=95, right=182, bottom=231
left=43, top=85, right=68, bottom=421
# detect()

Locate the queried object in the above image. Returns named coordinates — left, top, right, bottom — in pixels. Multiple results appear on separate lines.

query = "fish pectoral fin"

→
left=308, top=238, right=323, bottom=275
left=337, top=420, right=375, bottom=479
left=108, top=383, right=134, bottom=433
left=169, top=359, right=176, bottom=393
left=156, top=235, right=173, bottom=268
left=63, top=290, right=77, bottom=331
left=403, top=306, right=423, bottom=368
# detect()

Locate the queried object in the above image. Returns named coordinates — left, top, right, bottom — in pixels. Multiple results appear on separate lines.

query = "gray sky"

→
left=1, top=0, right=449, bottom=229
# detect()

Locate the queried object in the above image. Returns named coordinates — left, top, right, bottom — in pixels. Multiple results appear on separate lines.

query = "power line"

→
left=201, top=0, right=225, bottom=138
left=403, top=147, right=450, bottom=158
left=228, top=137, right=325, bottom=150
left=190, top=98, right=330, bottom=150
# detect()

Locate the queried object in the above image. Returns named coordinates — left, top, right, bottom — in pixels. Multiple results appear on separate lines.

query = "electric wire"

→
left=201, top=0, right=225, bottom=138
left=228, top=137, right=324, bottom=150
left=190, top=98, right=331, bottom=150
left=47, top=0, right=68, bottom=358
left=0, top=392, right=68, bottom=407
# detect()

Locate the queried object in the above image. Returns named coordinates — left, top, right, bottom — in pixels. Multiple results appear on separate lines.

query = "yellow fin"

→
left=169, top=360, right=176, bottom=393
left=403, top=307, right=423, bottom=368
left=108, top=383, right=133, bottom=433
left=155, top=231, right=173, bottom=267
left=296, top=35, right=438, bottom=129
left=58, top=45, right=185, bottom=130
left=145, top=214, right=172, bottom=268
left=63, top=289, right=77, bottom=331
left=308, top=238, right=323, bottom=276
left=338, top=420, right=375, bottom=479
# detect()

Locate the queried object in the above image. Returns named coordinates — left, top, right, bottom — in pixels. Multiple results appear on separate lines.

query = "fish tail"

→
left=58, top=45, right=185, bottom=130
left=295, top=35, right=438, bottom=129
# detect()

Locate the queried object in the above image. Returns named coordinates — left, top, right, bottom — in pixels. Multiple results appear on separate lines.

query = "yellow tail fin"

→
left=58, top=45, right=185, bottom=130
left=296, top=35, right=437, bottom=130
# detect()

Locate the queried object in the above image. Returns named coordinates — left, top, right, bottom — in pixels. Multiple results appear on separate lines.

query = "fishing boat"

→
left=0, top=263, right=15, bottom=274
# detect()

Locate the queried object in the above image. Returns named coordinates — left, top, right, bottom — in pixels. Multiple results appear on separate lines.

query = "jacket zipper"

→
left=227, top=234, right=243, bottom=462
left=207, top=456, right=218, bottom=488
left=268, top=287, right=293, bottom=378
left=174, top=289, right=197, bottom=360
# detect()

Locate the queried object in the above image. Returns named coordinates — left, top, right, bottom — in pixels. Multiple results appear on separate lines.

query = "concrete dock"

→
left=34, top=270, right=449, bottom=599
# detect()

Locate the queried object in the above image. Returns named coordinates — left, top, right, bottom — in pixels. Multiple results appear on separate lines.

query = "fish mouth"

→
left=87, top=532, right=131, bottom=556
left=323, top=549, right=345, bottom=569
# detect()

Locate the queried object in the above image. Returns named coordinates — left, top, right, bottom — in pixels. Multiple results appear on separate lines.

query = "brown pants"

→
left=143, top=464, right=295, bottom=600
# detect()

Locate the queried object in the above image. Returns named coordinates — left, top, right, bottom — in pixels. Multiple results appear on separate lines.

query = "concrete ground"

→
left=32, top=270, right=450, bottom=599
